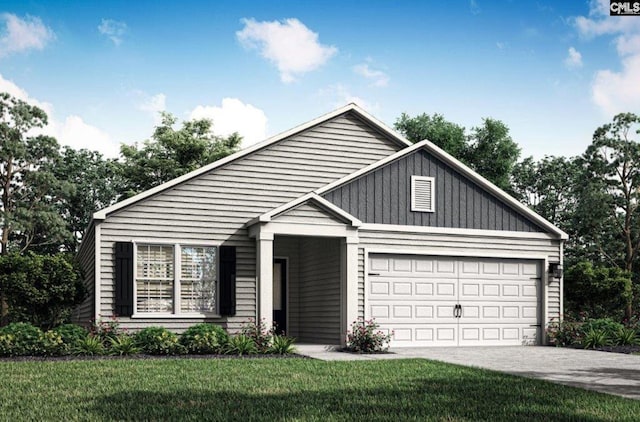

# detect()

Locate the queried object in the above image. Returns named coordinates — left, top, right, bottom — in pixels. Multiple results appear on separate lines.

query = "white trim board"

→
left=93, top=103, right=411, bottom=221
left=359, top=224, right=559, bottom=240
left=94, top=222, right=101, bottom=321
left=363, top=247, right=551, bottom=261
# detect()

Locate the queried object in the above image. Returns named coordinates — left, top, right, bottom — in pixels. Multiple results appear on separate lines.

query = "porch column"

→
left=256, top=232, right=274, bottom=327
left=341, top=236, right=359, bottom=345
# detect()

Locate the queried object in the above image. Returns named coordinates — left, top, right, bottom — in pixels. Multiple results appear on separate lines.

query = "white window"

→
left=136, top=245, right=174, bottom=313
left=411, top=176, right=435, bottom=212
left=180, top=246, right=217, bottom=313
left=135, top=243, right=217, bottom=315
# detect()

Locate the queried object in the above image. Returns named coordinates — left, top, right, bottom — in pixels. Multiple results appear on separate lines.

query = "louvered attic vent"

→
left=411, top=176, right=435, bottom=212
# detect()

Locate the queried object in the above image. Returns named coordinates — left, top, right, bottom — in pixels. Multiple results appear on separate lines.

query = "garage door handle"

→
left=368, top=272, right=380, bottom=276
left=454, top=304, right=462, bottom=318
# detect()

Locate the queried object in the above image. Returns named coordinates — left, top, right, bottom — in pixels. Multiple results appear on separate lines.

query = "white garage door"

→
left=367, top=254, right=541, bottom=347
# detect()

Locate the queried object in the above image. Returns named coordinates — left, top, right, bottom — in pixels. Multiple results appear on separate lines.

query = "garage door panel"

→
left=389, top=324, right=458, bottom=347
left=461, top=301, right=538, bottom=324
left=370, top=277, right=456, bottom=299
left=368, top=254, right=541, bottom=347
left=458, top=323, right=538, bottom=346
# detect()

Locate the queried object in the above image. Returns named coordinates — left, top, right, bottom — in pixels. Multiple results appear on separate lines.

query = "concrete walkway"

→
left=295, top=344, right=640, bottom=400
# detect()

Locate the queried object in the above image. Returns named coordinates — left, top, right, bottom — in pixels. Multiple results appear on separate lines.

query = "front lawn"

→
left=1, top=358, right=638, bottom=421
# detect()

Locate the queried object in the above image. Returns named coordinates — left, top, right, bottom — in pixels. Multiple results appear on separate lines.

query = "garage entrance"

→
left=367, top=254, right=542, bottom=347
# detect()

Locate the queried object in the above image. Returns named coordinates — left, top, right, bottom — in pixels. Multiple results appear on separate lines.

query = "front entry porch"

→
left=246, top=194, right=361, bottom=346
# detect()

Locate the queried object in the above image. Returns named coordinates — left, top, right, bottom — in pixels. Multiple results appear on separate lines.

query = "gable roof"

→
left=316, top=139, right=569, bottom=240
left=245, top=192, right=362, bottom=228
left=93, top=103, right=412, bottom=220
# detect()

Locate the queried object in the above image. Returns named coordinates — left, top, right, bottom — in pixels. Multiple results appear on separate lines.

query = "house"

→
left=75, top=104, right=567, bottom=347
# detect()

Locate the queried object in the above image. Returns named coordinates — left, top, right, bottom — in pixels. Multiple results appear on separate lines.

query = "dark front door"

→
left=273, top=259, right=287, bottom=334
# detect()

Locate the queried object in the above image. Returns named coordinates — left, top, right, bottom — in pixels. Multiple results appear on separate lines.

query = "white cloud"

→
left=573, top=0, right=640, bottom=115
left=592, top=55, right=640, bottom=116
left=189, top=98, right=268, bottom=147
left=319, top=84, right=378, bottom=112
left=135, top=92, right=166, bottom=123
left=0, top=74, right=120, bottom=158
left=0, top=13, right=54, bottom=58
left=236, top=18, right=337, bottom=83
left=98, top=19, right=127, bottom=46
left=496, top=42, right=506, bottom=50
left=564, top=47, right=583, bottom=69
left=353, top=63, right=389, bottom=87
left=54, top=115, right=120, bottom=157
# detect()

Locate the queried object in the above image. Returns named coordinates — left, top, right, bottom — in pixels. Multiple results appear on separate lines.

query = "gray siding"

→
left=73, top=225, right=95, bottom=326
left=357, top=230, right=562, bottom=324
left=324, top=149, right=543, bottom=232
left=97, top=111, right=402, bottom=331
left=272, top=203, right=346, bottom=226
left=297, top=237, right=341, bottom=343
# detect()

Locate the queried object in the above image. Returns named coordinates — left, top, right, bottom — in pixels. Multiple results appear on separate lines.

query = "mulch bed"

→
left=589, top=345, right=640, bottom=354
left=567, top=344, right=640, bottom=354
left=0, top=353, right=308, bottom=363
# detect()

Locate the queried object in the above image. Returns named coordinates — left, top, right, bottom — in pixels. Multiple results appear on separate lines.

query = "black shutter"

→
left=219, top=246, right=236, bottom=316
left=114, top=242, right=134, bottom=317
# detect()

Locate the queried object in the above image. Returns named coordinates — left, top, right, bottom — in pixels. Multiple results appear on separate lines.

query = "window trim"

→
left=411, top=175, right=435, bottom=213
left=132, top=241, right=221, bottom=318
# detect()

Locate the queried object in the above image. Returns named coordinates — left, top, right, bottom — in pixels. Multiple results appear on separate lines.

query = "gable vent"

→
left=411, top=176, right=435, bottom=212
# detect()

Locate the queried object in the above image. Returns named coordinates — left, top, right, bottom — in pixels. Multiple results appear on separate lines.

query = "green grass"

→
left=1, top=358, right=638, bottom=421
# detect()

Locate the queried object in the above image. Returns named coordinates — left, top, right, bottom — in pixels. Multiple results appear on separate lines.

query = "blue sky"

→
left=1, top=0, right=638, bottom=158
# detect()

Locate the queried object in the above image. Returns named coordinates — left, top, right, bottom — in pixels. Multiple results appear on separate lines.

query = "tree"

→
left=574, top=113, right=640, bottom=319
left=564, top=261, right=631, bottom=321
left=53, top=147, right=121, bottom=252
left=119, top=112, right=242, bottom=197
left=0, top=252, right=85, bottom=329
left=0, top=92, right=69, bottom=255
left=511, top=155, right=579, bottom=228
left=394, top=113, right=520, bottom=192
left=467, top=118, right=520, bottom=193
left=394, top=112, right=469, bottom=160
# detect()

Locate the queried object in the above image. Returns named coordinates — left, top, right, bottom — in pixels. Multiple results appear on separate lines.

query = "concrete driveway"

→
left=296, top=345, right=640, bottom=400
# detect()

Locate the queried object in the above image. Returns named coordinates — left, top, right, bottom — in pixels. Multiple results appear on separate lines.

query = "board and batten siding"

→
left=97, top=112, right=403, bottom=331
left=324, top=149, right=543, bottom=232
left=357, top=230, right=562, bottom=324
left=73, top=224, right=95, bottom=326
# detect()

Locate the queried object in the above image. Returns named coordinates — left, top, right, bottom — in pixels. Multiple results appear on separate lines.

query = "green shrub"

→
left=582, top=329, right=610, bottom=349
left=0, top=322, right=44, bottom=356
left=345, top=318, right=392, bottom=353
left=225, top=335, right=257, bottom=355
left=41, top=330, right=67, bottom=356
left=564, top=262, right=632, bottom=321
left=52, top=324, right=88, bottom=347
left=73, top=336, right=105, bottom=356
left=109, top=335, right=140, bottom=356
left=240, top=318, right=273, bottom=353
left=580, top=318, right=624, bottom=337
left=180, top=323, right=229, bottom=354
left=612, top=327, right=639, bottom=346
left=135, top=327, right=185, bottom=355
left=0, top=253, right=86, bottom=329
left=267, top=335, right=296, bottom=354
